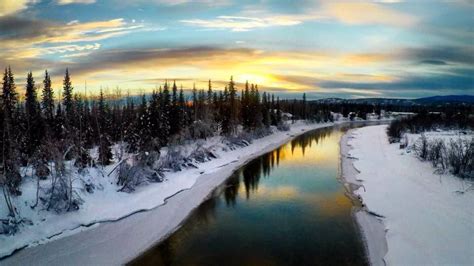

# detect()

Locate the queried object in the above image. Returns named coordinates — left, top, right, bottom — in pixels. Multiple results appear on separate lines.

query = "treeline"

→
left=387, top=112, right=474, bottom=143
left=0, top=67, right=332, bottom=217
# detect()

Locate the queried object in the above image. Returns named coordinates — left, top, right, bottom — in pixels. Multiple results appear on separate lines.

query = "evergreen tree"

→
left=252, top=84, right=263, bottom=129
left=1, top=67, right=21, bottom=195
left=227, top=76, right=238, bottom=134
left=42, top=70, right=55, bottom=123
left=2, top=67, right=17, bottom=119
left=242, top=80, right=251, bottom=130
left=62, top=68, right=74, bottom=121
left=53, top=103, right=65, bottom=140
left=24, top=71, right=44, bottom=157
left=221, top=85, right=232, bottom=135
left=170, top=80, right=180, bottom=136
left=160, top=83, right=171, bottom=145
left=178, top=86, right=187, bottom=129
left=149, top=90, right=161, bottom=138
left=207, top=79, right=213, bottom=106
left=97, top=90, right=113, bottom=165
left=302, top=93, right=307, bottom=119
left=261, top=92, right=271, bottom=127
left=276, top=97, right=282, bottom=124
left=192, top=83, right=198, bottom=122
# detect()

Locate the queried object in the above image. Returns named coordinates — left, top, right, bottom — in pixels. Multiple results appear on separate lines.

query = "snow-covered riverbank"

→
left=342, top=125, right=474, bottom=265
left=1, top=120, right=348, bottom=264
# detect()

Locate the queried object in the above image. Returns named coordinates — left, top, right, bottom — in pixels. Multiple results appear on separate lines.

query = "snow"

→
left=345, top=125, right=474, bottom=265
left=0, top=120, right=346, bottom=262
left=340, top=132, right=387, bottom=266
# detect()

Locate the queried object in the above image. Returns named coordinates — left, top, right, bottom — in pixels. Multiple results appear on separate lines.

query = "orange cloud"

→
left=0, top=0, right=34, bottom=16
left=321, top=1, right=417, bottom=27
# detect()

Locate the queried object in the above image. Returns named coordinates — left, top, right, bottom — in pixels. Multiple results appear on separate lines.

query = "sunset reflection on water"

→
left=131, top=125, right=370, bottom=266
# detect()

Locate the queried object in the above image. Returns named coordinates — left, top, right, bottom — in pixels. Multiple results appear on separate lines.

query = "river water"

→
left=131, top=124, right=372, bottom=266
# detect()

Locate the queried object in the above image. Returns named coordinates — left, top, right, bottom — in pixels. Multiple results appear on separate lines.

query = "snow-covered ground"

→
left=0, top=120, right=348, bottom=262
left=343, top=125, right=474, bottom=265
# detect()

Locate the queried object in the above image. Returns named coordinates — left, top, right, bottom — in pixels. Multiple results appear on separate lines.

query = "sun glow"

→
left=235, top=73, right=270, bottom=86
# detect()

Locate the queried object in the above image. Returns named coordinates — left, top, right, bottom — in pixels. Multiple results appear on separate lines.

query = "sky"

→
left=0, top=0, right=473, bottom=99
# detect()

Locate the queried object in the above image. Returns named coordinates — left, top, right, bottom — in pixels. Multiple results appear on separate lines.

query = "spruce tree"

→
left=62, top=68, right=74, bottom=121
left=242, top=81, right=251, bottom=130
left=1, top=67, right=21, bottom=195
left=2, top=67, right=17, bottom=119
left=42, top=70, right=54, bottom=122
left=24, top=71, right=44, bottom=157
left=261, top=92, right=271, bottom=127
left=160, top=82, right=171, bottom=145
left=149, top=90, right=161, bottom=138
left=302, top=93, right=307, bottom=119
left=136, top=95, right=151, bottom=151
left=178, top=86, right=187, bottom=130
left=228, top=76, right=238, bottom=134
left=192, top=83, right=198, bottom=122
left=207, top=79, right=213, bottom=106
left=97, top=90, right=113, bottom=165
left=170, top=80, right=180, bottom=136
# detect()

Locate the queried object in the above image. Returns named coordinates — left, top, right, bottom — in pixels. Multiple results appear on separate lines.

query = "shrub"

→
left=414, top=133, right=429, bottom=160
left=446, top=138, right=473, bottom=178
left=387, top=119, right=404, bottom=143
left=277, top=122, right=290, bottom=132
left=412, top=135, right=474, bottom=179
left=427, top=139, right=446, bottom=169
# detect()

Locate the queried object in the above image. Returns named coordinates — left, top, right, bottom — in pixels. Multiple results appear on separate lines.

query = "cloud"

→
left=320, top=1, right=417, bottom=27
left=181, top=15, right=302, bottom=31
left=316, top=69, right=474, bottom=92
left=0, top=16, right=144, bottom=47
left=56, top=0, right=96, bottom=5
left=44, top=43, right=101, bottom=55
left=419, top=59, right=448, bottom=65
left=151, top=0, right=229, bottom=6
left=400, top=46, right=474, bottom=65
left=0, top=0, right=36, bottom=16
left=61, top=51, right=95, bottom=58
left=65, top=46, right=260, bottom=76
left=328, top=46, right=474, bottom=66
left=180, top=1, right=416, bottom=32
left=271, top=64, right=474, bottom=97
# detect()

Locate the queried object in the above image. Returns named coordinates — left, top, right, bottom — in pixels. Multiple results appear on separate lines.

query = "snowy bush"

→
left=387, top=119, right=404, bottom=143
left=223, top=133, right=251, bottom=150
left=412, top=136, right=473, bottom=179
left=446, top=138, right=473, bottom=178
left=277, top=122, right=290, bottom=132
left=188, top=120, right=214, bottom=140
left=427, top=139, right=446, bottom=169
left=25, top=143, right=84, bottom=213
left=414, top=134, right=429, bottom=160
left=160, top=146, right=191, bottom=171
left=117, top=161, right=164, bottom=193
left=189, top=144, right=217, bottom=163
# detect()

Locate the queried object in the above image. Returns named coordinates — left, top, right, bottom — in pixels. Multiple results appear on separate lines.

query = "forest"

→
left=0, top=67, right=336, bottom=227
left=2, top=67, right=468, bottom=232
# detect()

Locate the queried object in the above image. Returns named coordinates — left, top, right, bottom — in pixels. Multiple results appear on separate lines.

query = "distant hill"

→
left=312, top=95, right=474, bottom=105
left=414, top=95, right=474, bottom=104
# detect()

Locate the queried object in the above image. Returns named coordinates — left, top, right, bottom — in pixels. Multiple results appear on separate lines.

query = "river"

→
left=131, top=123, right=374, bottom=266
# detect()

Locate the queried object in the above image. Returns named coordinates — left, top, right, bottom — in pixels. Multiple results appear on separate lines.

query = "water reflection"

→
left=131, top=123, right=380, bottom=266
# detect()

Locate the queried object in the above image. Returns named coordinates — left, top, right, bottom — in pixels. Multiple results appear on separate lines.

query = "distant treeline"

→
left=387, top=112, right=474, bottom=143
